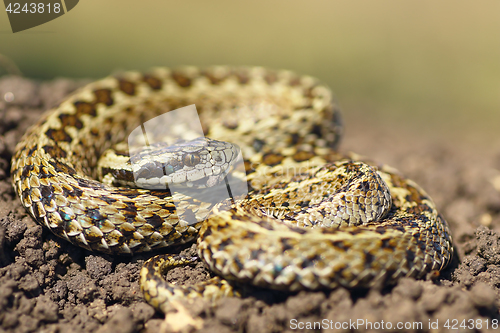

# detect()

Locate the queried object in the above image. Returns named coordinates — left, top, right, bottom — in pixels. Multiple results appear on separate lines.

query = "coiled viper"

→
left=11, top=66, right=453, bottom=313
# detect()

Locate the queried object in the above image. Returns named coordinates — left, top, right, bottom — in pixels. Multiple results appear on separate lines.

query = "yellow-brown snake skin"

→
left=11, top=66, right=453, bottom=313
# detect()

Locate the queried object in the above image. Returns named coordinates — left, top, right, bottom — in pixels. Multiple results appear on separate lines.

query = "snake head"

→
left=130, top=137, right=241, bottom=190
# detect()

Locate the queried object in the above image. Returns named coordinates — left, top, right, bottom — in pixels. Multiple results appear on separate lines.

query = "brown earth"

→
left=1, top=75, right=500, bottom=333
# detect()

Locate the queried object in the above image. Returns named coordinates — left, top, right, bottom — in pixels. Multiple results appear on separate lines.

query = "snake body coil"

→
left=11, top=66, right=453, bottom=311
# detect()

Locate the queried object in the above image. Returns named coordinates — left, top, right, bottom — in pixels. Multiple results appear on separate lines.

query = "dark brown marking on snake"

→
left=390, top=223, right=406, bottom=233
left=359, top=180, right=371, bottom=192
left=256, top=220, right=275, bottom=231
left=405, top=250, right=416, bottom=266
left=45, top=128, right=72, bottom=143
left=21, top=164, right=34, bottom=178
left=86, top=208, right=105, bottom=221
left=407, top=206, right=426, bottom=216
left=99, top=196, right=118, bottom=205
left=21, top=190, right=31, bottom=205
left=203, top=70, right=228, bottom=85
left=405, top=190, right=424, bottom=206
left=42, top=145, right=68, bottom=159
left=310, top=124, right=323, bottom=139
left=145, top=215, right=163, bottom=228
left=149, top=190, right=175, bottom=202
left=59, top=113, right=83, bottom=129
left=331, top=240, right=346, bottom=250
left=39, top=185, right=54, bottom=204
left=380, top=238, right=393, bottom=249
left=364, top=251, right=375, bottom=266
left=104, top=130, right=113, bottom=142
left=172, top=72, right=191, bottom=88
left=109, top=188, right=141, bottom=199
left=389, top=173, right=404, bottom=188
left=119, top=79, right=136, bottom=96
left=290, top=133, right=301, bottom=145
left=119, top=223, right=135, bottom=236
left=281, top=238, right=294, bottom=251
left=252, top=139, right=265, bottom=152
left=298, top=200, right=311, bottom=208
left=244, top=230, right=257, bottom=240
left=33, top=202, right=45, bottom=219
left=111, top=168, right=134, bottom=182
left=262, top=153, right=284, bottom=166
left=233, top=257, right=244, bottom=270
left=292, top=151, right=315, bottom=162
left=71, top=187, right=83, bottom=198
left=85, top=228, right=106, bottom=243
left=345, top=228, right=366, bottom=237
left=61, top=185, right=76, bottom=199
left=74, top=101, right=97, bottom=117
left=201, top=225, right=212, bottom=238
left=101, top=167, right=135, bottom=183
left=300, top=254, right=322, bottom=269
left=234, top=70, right=250, bottom=84
left=375, top=226, right=386, bottom=235
left=412, top=232, right=423, bottom=247
left=38, top=167, right=54, bottom=179
left=75, top=177, right=105, bottom=190
left=289, top=226, right=307, bottom=235
left=89, top=128, right=99, bottom=137
left=123, top=212, right=139, bottom=225
left=223, top=120, right=238, bottom=130
left=143, top=74, right=163, bottom=90
left=47, top=212, right=64, bottom=230
left=27, top=145, right=38, bottom=156
left=289, top=75, right=301, bottom=86
left=94, top=89, right=114, bottom=106
left=264, top=71, right=278, bottom=85
left=215, top=238, right=232, bottom=251
left=49, top=160, right=77, bottom=175
left=299, top=116, right=309, bottom=124
left=304, top=86, right=317, bottom=99
left=250, top=249, right=261, bottom=260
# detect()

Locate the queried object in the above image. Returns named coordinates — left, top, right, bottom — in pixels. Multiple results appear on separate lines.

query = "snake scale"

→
left=11, top=66, right=453, bottom=313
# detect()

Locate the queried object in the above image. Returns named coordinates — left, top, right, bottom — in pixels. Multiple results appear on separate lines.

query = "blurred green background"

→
left=1, top=0, right=499, bottom=140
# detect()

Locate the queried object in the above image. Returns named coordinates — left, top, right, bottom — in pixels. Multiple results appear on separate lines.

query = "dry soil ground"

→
left=1, top=76, right=500, bottom=333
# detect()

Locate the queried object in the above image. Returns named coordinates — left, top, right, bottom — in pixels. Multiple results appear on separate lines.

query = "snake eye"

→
left=183, top=153, right=200, bottom=167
